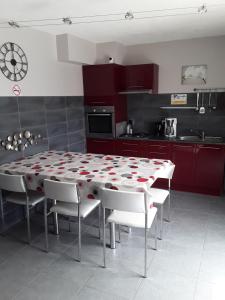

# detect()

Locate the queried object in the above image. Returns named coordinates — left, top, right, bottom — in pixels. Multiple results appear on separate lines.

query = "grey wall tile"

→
left=45, top=97, right=66, bottom=110
left=67, top=119, right=84, bottom=133
left=47, top=122, right=67, bottom=137
left=69, top=141, right=86, bottom=153
left=67, top=107, right=84, bottom=121
left=68, top=130, right=85, bottom=145
left=49, top=134, right=68, bottom=150
left=66, top=96, right=84, bottom=108
left=0, top=113, right=20, bottom=132
left=18, top=97, right=44, bottom=112
left=0, top=98, right=18, bottom=114
left=20, top=111, right=46, bottom=128
left=46, top=109, right=66, bottom=124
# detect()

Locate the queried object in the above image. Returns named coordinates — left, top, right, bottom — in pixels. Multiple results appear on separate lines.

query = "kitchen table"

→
left=0, top=150, right=175, bottom=248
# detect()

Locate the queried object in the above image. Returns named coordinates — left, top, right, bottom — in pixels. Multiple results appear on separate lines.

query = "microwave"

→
left=85, top=106, right=116, bottom=138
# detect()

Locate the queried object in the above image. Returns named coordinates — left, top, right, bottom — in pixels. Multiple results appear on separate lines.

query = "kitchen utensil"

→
left=212, top=93, right=217, bottom=110
left=13, top=133, right=19, bottom=141
left=7, top=135, right=13, bottom=142
left=208, top=93, right=212, bottom=112
left=196, top=93, right=200, bottom=111
left=199, top=93, right=205, bottom=114
left=5, top=143, right=12, bottom=150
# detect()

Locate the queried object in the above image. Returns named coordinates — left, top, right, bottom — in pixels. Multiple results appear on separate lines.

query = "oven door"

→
left=86, top=112, right=115, bottom=138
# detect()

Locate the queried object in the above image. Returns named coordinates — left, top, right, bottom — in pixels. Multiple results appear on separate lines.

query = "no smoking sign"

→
left=12, top=84, right=21, bottom=96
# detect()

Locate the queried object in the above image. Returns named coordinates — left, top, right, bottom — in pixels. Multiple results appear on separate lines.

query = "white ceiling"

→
left=1, top=0, right=225, bottom=45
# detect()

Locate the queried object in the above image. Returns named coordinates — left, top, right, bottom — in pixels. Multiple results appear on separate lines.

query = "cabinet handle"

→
left=91, top=101, right=105, bottom=104
left=123, top=149, right=138, bottom=153
left=127, top=85, right=144, bottom=89
left=122, top=142, right=138, bottom=146
left=198, top=146, right=221, bottom=150
left=93, top=140, right=107, bottom=143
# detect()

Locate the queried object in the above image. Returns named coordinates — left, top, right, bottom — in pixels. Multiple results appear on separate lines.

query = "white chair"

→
left=100, top=188, right=158, bottom=278
left=0, top=173, right=45, bottom=243
left=151, top=165, right=175, bottom=239
left=43, top=179, right=101, bottom=261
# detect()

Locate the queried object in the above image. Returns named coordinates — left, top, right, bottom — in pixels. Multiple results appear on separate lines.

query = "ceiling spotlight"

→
left=8, top=21, right=20, bottom=28
left=62, top=17, right=72, bottom=25
left=125, top=11, right=134, bottom=20
left=198, top=4, right=207, bottom=14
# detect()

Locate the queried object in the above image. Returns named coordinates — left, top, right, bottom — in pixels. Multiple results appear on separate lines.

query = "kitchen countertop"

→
left=116, top=135, right=225, bottom=145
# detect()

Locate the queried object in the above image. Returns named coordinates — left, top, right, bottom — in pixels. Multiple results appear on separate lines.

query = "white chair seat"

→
left=50, top=199, right=101, bottom=218
left=107, top=207, right=157, bottom=229
left=150, top=188, right=169, bottom=205
left=5, top=191, right=45, bottom=206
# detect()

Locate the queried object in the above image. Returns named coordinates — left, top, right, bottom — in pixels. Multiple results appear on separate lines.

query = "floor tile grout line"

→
left=192, top=211, right=210, bottom=300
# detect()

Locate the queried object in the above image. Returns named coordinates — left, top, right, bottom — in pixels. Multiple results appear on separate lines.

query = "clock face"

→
left=0, top=42, right=28, bottom=81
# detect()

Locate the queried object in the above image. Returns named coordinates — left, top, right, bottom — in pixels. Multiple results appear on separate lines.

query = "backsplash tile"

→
left=127, top=93, right=225, bottom=136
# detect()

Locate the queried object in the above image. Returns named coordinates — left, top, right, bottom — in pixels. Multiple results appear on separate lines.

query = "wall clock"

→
left=0, top=42, right=28, bottom=81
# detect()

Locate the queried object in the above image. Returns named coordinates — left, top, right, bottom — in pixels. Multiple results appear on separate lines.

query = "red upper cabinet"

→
left=123, top=64, right=159, bottom=93
left=83, top=64, right=124, bottom=98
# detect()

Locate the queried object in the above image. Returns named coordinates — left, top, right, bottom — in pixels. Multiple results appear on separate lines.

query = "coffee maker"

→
left=164, top=118, right=177, bottom=137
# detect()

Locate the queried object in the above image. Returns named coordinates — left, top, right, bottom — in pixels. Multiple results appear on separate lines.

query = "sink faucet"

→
left=199, top=130, right=205, bottom=141
left=190, top=129, right=206, bottom=140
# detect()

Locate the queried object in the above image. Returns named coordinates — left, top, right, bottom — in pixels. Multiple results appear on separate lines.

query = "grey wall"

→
left=0, top=96, right=85, bottom=227
left=127, top=93, right=225, bottom=137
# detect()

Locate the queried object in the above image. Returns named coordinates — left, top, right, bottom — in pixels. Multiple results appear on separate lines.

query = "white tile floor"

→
left=0, top=190, right=225, bottom=300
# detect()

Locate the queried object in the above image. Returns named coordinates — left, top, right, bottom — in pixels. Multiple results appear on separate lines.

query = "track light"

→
left=8, top=21, right=20, bottom=28
left=62, top=17, right=72, bottom=25
left=198, top=4, right=207, bottom=14
left=125, top=11, right=134, bottom=20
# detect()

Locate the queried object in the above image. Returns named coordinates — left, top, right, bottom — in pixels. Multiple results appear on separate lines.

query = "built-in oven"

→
left=85, top=106, right=115, bottom=138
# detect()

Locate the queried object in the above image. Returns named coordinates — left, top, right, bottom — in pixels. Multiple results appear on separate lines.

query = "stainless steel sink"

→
left=177, top=135, right=224, bottom=143
left=178, top=136, right=201, bottom=141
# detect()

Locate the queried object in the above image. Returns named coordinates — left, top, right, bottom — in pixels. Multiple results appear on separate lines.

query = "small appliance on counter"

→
left=164, top=118, right=177, bottom=137
left=126, top=120, right=133, bottom=135
left=154, top=120, right=165, bottom=136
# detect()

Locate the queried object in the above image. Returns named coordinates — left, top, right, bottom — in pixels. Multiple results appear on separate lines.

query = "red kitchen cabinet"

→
left=86, top=138, right=115, bottom=155
left=123, top=64, right=159, bottom=93
left=171, top=143, right=196, bottom=191
left=115, top=140, right=145, bottom=157
left=195, top=144, right=225, bottom=195
left=83, top=64, right=124, bottom=99
left=143, top=141, right=171, bottom=188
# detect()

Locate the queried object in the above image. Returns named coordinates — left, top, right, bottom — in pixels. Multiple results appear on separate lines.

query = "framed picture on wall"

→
left=181, top=64, right=207, bottom=85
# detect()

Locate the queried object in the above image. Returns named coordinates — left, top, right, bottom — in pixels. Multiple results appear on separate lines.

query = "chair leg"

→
left=77, top=216, right=81, bottom=262
left=44, top=199, right=49, bottom=252
left=167, top=179, right=171, bottom=222
left=160, top=205, right=163, bottom=240
left=103, top=208, right=106, bottom=268
left=98, top=205, right=101, bottom=240
left=118, top=224, right=121, bottom=243
left=52, top=200, right=59, bottom=235
left=26, top=204, right=31, bottom=244
left=144, top=226, right=148, bottom=278
left=154, top=217, right=158, bottom=251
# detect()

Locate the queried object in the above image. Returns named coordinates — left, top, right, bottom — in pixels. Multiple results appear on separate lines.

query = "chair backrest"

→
left=44, top=179, right=80, bottom=203
left=100, top=188, right=152, bottom=213
left=0, top=173, right=26, bottom=193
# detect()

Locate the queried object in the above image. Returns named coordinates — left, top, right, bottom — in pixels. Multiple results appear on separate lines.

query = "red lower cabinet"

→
left=171, top=143, right=196, bottom=191
left=195, top=145, right=225, bottom=195
left=143, top=141, right=171, bottom=189
left=86, top=138, right=115, bottom=155
left=115, top=140, right=145, bottom=157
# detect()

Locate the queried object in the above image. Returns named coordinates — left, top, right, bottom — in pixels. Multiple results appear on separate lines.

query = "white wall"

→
left=123, top=36, right=225, bottom=93
left=0, top=28, right=84, bottom=96
left=57, top=34, right=96, bottom=65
